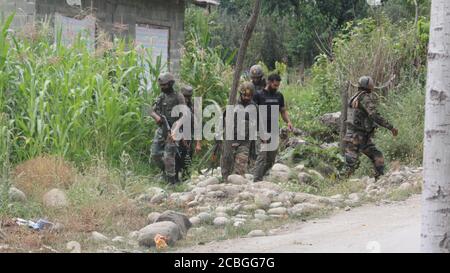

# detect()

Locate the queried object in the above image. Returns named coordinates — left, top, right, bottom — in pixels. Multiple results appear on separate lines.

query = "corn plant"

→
left=0, top=14, right=164, bottom=172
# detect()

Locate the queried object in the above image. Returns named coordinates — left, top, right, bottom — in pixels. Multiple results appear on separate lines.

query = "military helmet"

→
left=157, top=72, right=175, bottom=85
left=181, top=85, right=193, bottom=96
left=250, top=65, right=264, bottom=78
left=358, top=76, right=374, bottom=91
left=239, top=82, right=255, bottom=97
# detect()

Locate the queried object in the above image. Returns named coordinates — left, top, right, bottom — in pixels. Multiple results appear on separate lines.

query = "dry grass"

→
left=12, top=155, right=76, bottom=200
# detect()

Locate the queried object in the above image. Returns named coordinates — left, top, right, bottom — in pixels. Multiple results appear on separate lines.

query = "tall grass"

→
left=0, top=15, right=162, bottom=171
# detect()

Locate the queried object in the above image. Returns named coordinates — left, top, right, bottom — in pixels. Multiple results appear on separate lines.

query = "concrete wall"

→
left=0, top=0, right=35, bottom=29
left=1, top=0, right=186, bottom=73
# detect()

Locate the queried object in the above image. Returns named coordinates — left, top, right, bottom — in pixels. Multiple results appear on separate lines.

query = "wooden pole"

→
left=220, top=0, right=261, bottom=180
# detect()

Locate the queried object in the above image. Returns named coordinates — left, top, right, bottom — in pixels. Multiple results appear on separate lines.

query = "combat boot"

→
left=167, top=175, right=180, bottom=185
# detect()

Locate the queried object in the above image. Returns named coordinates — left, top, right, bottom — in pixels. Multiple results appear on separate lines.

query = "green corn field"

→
left=0, top=14, right=165, bottom=174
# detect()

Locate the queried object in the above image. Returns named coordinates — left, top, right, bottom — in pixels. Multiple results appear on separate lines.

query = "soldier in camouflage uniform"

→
left=343, top=76, right=399, bottom=180
left=248, top=64, right=266, bottom=168
left=250, top=64, right=266, bottom=94
left=150, top=72, right=186, bottom=184
left=177, top=85, right=202, bottom=181
left=223, top=82, right=257, bottom=176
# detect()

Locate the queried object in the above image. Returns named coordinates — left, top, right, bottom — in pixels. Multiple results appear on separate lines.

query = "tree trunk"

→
left=220, top=0, right=261, bottom=180
left=421, top=0, right=450, bottom=253
left=340, top=82, right=350, bottom=156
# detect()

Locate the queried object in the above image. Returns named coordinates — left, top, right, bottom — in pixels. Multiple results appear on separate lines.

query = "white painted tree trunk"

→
left=421, top=0, right=450, bottom=253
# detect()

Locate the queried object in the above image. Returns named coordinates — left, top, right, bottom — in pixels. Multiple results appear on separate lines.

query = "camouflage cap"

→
left=250, top=65, right=264, bottom=78
left=239, top=82, right=255, bottom=96
left=358, top=76, right=375, bottom=91
left=158, top=72, right=175, bottom=85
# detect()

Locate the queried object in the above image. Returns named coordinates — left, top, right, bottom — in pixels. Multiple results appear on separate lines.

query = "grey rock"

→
left=270, top=171, right=291, bottom=182
left=294, top=164, right=306, bottom=172
left=273, top=192, right=294, bottom=203
left=66, top=241, right=81, bottom=253
left=242, top=204, right=258, bottom=211
left=189, top=216, right=201, bottom=227
left=197, top=177, right=220, bottom=187
left=178, top=192, right=195, bottom=204
left=43, top=189, right=68, bottom=208
left=227, top=174, right=249, bottom=185
left=238, top=191, right=254, bottom=201
left=254, top=193, right=271, bottom=209
left=187, top=201, right=199, bottom=207
left=206, top=191, right=226, bottom=198
left=269, top=202, right=283, bottom=208
left=248, top=230, right=266, bottom=237
left=138, top=221, right=182, bottom=247
left=348, top=193, right=360, bottom=202
left=288, top=203, right=322, bottom=217
left=147, top=212, right=161, bottom=224
left=112, top=236, right=125, bottom=243
left=271, top=163, right=291, bottom=173
left=267, top=207, right=287, bottom=215
left=191, top=187, right=207, bottom=196
left=197, top=212, right=212, bottom=223
left=252, top=182, right=283, bottom=192
left=150, top=193, right=166, bottom=204
left=206, top=184, right=223, bottom=192
left=319, top=111, right=341, bottom=130
left=213, top=217, right=230, bottom=226
left=388, top=174, right=404, bottom=185
left=254, top=214, right=269, bottom=221
left=91, top=231, right=109, bottom=242
left=154, top=210, right=192, bottom=235
left=298, top=172, right=313, bottom=184
left=9, top=187, right=26, bottom=202
left=255, top=209, right=266, bottom=215
left=223, top=185, right=242, bottom=197
left=293, top=192, right=325, bottom=204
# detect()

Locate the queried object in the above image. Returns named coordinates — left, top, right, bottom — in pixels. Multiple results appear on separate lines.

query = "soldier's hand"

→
left=195, top=141, right=202, bottom=153
left=287, top=122, right=293, bottom=132
left=155, top=115, right=162, bottom=124
left=168, top=130, right=176, bottom=142
left=391, top=128, right=399, bottom=137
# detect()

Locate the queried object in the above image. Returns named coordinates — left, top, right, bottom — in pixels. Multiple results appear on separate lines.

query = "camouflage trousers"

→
left=151, top=128, right=178, bottom=180
left=253, top=139, right=279, bottom=182
left=230, top=141, right=251, bottom=176
left=177, top=140, right=193, bottom=181
left=343, top=130, right=385, bottom=179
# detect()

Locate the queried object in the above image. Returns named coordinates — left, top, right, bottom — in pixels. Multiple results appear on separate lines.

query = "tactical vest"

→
left=155, top=91, right=183, bottom=126
left=346, top=91, right=376, bottom=133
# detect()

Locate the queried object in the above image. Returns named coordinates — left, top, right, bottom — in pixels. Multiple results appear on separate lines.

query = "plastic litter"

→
left=14, top=218, right=54, bottom=231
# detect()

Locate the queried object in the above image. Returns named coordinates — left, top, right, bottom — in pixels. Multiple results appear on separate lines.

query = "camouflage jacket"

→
left=346, top=91, right=393, bottom=133
left=152, top=89, right=186, bottom=127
